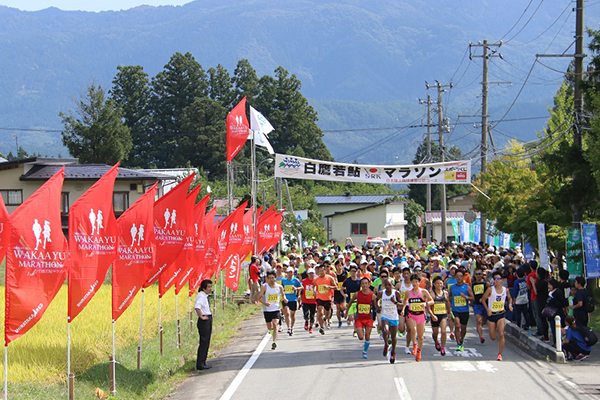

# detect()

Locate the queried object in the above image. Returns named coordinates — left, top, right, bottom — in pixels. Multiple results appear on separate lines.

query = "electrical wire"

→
left=505, top=0, right=546, bottom=44
left=450, top=46, right=471, bottom=82
left=543, top=9, right=573, bottom=53
left=520, top=2, right=573, bottom=46
left=499, top=0, right=536, bottom=41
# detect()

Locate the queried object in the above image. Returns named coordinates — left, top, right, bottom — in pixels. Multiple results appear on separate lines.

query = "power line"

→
left=520, top=2, right=573, bottom=46
left=505, top=0, right=547, bottom=44
left=499, top=0, right=536, bottom=41
left=543, top=8, right=573, bottom=53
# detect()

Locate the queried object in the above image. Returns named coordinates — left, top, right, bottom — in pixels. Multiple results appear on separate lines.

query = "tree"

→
left=60, top=84, right=132, bottom=164
left=232, top=59, right=259, bottom=105
left=110, top=65, right=152, bottom=167
left=208, top=64, right=235, bottom=108
left=404, top=199, right=425, bottom=241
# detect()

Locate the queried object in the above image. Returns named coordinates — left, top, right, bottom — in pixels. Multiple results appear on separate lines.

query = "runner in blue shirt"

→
left=449, top=270, right=474, bottom=352
left=281, top=267, right=303, bottom=336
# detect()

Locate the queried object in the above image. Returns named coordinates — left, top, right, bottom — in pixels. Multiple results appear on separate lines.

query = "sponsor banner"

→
left=451, top=220, right=460, bottom=241
left=537, top=222, right=550, bottom=271
left=188, top=194, right=211, bottom=296
left=582, top=223, right=600, bottom=279
left=227, top=97, right=250, bottom=162
left=566, top=228, right=584, bottom=278
left=274, top=154, right=471, bottom=184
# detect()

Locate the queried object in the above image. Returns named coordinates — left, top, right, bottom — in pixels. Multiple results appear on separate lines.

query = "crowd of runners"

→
left=248, top=237, right=594, bottom=362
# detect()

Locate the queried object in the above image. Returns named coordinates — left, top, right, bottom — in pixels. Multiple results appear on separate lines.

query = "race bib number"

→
left=284, top=285, right=295, bottom=294
left=358, top=304, right=370, bottom=314
left=433, top=303, right=447, bottom=315
left=267, top=294, right=279, bottom=303
left=473, top=284, right=484, bottom=295
left=454, top=296, right=467, bottom=307
left=337, top=282, right=343, bottom=290
left=318, top=285, right=329, bottom=294
left=492, top=301, right=504, bottom=312
left=400, top=291, right=406, bottom=301
left=383, top=304, right=397, bottom=315
left=409, top=302, right=424, bottom=312
left=305, top=290, right=315, bottom=299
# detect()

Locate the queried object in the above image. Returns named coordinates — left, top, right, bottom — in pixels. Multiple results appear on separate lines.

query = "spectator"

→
left=195, top=279, right=213, bottom=370
left=571, top=276, right=589, bottom=327
left=512, top=269, right=530, bottom=329
left=546, top=278, right=567, bottom=346
left=558, top=269, right=571, bottom=300
left=563, top=315, right=591, bottom=361
left=536, top=267, right=550, bottom=341
left=249, top=256, right=261, bottom=304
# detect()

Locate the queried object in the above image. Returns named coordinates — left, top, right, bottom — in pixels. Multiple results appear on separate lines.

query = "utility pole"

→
left=426, top=81, right=452, bottom=243
left=573, top=0, right=584, bottom=229
left=470, top=39, right=502, bottom=243
left=419, top=95, right=436, bottom=242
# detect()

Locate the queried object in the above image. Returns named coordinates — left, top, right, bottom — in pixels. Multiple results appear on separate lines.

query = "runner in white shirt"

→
left=395, top=267, right=412, bottom=354
left=377, top=278, right=402, bottom=363
left=257, top=270, right=287, bottom=350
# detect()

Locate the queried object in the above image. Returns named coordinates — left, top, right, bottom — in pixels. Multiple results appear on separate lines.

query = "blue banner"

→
left=460, top=219, right=470, bottom=244
left=582, top=223, right=600, bottom=279
left=524, top=242, right=534, bottom=261
left=473, top=219, right=481, bottom=243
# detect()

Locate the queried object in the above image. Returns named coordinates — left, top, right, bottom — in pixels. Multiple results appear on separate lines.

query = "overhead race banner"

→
left=274, top=154, right=471, bottom=184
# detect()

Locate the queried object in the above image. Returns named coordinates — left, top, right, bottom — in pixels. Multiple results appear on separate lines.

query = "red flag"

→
left=112, top=184, right=157, bottom=321
left=159, top=185, right=200, bottom=296
left=257, top=206, right=277, bottom=255
left=0, top=195, right=9, bottom=264
left=270, top=212, right=284, bottom=249
left=226, top=97, right=249, bottom=162
left=201, top=207, right=218, bottom=281
left=144, top=174, right=194, bottom=288
left=239, top=206, right=256, bottom=260
left=68, top=164, right=119, bottom=322
left=216, top=202, right=247, bottom=274
left=5, top=168, right=70, bottom=345
left=223, top=203, right=247, bottom=291
left=188, top=194, right=211, bottom=296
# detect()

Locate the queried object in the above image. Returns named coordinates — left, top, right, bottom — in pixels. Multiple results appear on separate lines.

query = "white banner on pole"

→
left=537, top=221, right=550, bottom=270
left=274, top=154, right=472, bottom=184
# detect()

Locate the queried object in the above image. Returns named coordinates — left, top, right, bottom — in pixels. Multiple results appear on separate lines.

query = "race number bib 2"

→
left=267, top=294, right=279, bottom=303
left=337, top=282, right=343, bottom=290
left=454, top=296, right=467, bottom=307
left=319, top=285, right=329, bottom=294
left=383, top=304, right=397, bottom=315
left=284, top=285, right=295, bottom=294
left=433, top=303, right=447, bottom=315
left=473, top=284, right=484, bottom=295
left=305, top=290, right=314, bottom=299
left=358, top=304, right=370, bottom=314
left=409, top=302, right=424, bottom=312
left=492, top=301, right=504, bottom=312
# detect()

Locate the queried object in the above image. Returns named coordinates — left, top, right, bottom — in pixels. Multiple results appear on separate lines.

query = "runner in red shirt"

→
left=301, top=268, right=317, bottom=334
left=348, top=277, right=375, bottom=359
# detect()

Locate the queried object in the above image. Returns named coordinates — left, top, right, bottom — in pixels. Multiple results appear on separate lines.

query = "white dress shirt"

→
left=195, top=291, right=212, bottom=316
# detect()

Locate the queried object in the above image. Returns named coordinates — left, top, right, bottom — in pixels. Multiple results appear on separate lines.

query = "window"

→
left=0, top=190, right=23, bottom=206
left=61, top=192, right=69, bottom=214
left=351, top=223, right=367, bottom=235
left=113, top=192, right=129, bottom=214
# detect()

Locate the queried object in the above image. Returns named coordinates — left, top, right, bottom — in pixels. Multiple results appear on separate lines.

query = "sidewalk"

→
left=167, top=314, right=267, bottom=400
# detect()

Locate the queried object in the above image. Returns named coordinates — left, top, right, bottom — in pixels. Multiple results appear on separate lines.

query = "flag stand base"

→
left=109, top=356, right=116, bottom=396
left=137, top=347, right=141, bottom=370
left=177, top=319, right=181, bottom=349
left=68, top=373, right=75, bottom=400
left=159, top=327, right=164, bottom=356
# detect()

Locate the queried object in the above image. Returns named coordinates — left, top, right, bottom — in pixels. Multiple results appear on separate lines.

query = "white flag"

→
left=249, top=106, right=275, bottom=154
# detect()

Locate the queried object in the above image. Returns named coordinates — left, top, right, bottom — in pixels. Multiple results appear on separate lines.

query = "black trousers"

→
left=196, top=315, right=212, bottom=369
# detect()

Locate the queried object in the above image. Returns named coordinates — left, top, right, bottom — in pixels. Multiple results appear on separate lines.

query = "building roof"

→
left=324, top=201, right=407, bottom=218
left=315, top=194, right=397, bottom=205
left=0, top=157, right=78, bottom=169
left=20, top=164, right=171, bottom=181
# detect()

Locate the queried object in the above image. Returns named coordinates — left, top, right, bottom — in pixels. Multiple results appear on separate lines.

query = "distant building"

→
left=138, top=167, right=198, bottom=194
left=0, top=157, right=170, bottom=230
left=426, top=192, right=478, bottom=242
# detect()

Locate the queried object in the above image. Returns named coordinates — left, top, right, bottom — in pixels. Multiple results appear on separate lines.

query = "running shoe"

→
left=497, top=354, right=503, bottom=361
left=309, top=327, right=314, bottom=334
left=290, top=329, right=294, bottom=336
left=480, top=336, right=485, bottom=344
left=390, top=352, right=396, bottom=364
left=272, top=342, right=277, bottom=350
left=574, top=354, right=589, bottom=362
left=411, top=344, right=417, bottom=356
left=383, top=344, right=389, bottom=357
left=338, top=322, right=342, bottom=328
left=458, top=344, right=464, bottom=352
left=441, top=347, right=446, bottom=356
left=278, top=327, right=283, bottom=333
left=341, top=310, right=345, bottom=318
left=398, top=331, right=404, bottom=338
left=405, top=346, right=411, bottom=355
left=435, top=341, right=441, bottom=352
left=320, top=327, right=325, bottom=335
left=287, top=328, right=291, bottom=336
left=450, top=333, right=455, bottom=340
left=362, top=351, right=368, bottom=359
left=415, top=349, right=422, bottom=362
left=456, top=344, right=462, bottom=352
left=327, top=323, right=331, bottom=329
left=353, top=331, right=357, bottom=337
left=304, top=321, right=309, bottom=331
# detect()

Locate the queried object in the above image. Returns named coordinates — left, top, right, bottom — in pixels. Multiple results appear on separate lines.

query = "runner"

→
left=400, top=273, right=434, bottom=362
left=334, top=261, right=348, bottom=328
left=430, top=275, right=451, bottom=356
left=377, top=278, right=402, bottom=363
left=281, top=266, right=302, bottom=336
left=445, top=264, right=458, bottom=341
left=347, top=277, right=375, bottom=359
left=481, top=270, right=513, bottom=361
left=257, top=270, right=287, bottom=350
left=301, top=268, right=317, bottom=333
left=449, top=269, right=474, bottom=352
left=314, top=264, right=337, bottom=335
left=395, top=267, right=412, bottom=352
left=341, top=264, right=361, bottom=326
left=471, top=266, right=489, bottom=344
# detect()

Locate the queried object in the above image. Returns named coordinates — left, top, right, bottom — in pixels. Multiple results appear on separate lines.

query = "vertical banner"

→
left=227, top=97, right=250, bottom=162
left=524, top=242, right=534, bottom=261
left=5, top=168, right=70, bottom=344
left=537, top=222, right=550, bottom=271
left=450, top=220, right=460, bottom=241
left=459, top=220, right=469, bottom=244
left=582, top=223, right=600, bottom=279
left=0, top=194, right=10, bottom=263
left=201, top=207, right=218, bottom=281
left=223, top=203, right=247, bottom=291
left=566, top=228, right=584, bottom=278
left=473, top=218, right=481, bottom=243
left=68, top=164, right=119, bottom=321
left=188, top=194, right=211, bottom=296
left=174, top=186, right=203, bottom=295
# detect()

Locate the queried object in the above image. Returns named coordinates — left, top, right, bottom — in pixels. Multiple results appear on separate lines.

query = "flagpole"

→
left=67, top=320, right=73, bottom=400
left=175, top=292, right=181, bottom=349
left=251, top=130, right=258, bottom=256
left=138, top=288, right=144, bottom=370
left=110, top=320, right=116, bottom=396
left=4, top=346, right=7, bottom=400
left=158, top=296, right=163, bottom=356
left=188, top=294, right=193, bottom=333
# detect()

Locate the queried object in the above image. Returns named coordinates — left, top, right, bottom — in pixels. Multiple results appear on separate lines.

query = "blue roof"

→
left=315, top=194, right=397, bottom=204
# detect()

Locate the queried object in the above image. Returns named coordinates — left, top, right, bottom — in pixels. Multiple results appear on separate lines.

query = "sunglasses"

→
left=475, top=273, right=482, bottom=275
left=494, top=277, right=502, bottom=281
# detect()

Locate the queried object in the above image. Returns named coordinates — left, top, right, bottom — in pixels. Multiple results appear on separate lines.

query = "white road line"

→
left=219, top=333, right=271, bottom=400
left=394, top=377, right=412, bottom=400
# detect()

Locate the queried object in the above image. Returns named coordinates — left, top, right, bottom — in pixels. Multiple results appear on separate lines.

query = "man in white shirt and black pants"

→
left=195, top=279, right=213, bottom=370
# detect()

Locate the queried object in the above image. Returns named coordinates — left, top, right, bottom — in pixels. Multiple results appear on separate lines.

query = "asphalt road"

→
left=172, top=311, right=598, bottom=400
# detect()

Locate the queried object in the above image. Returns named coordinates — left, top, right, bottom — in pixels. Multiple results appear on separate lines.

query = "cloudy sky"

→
left=0, top=1, right=189, bottom=11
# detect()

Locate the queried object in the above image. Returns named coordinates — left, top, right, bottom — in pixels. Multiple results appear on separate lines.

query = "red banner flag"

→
left=226, top=96, right=249, bottom=162
left=201, top=207, right=218, bottom=282
left=160, top=185, right=200, bottom=296
left=68, top=164, right=119, bottom=322
left=188, top=194, right=211, bottom=296
left=0, top=195, right=9, bottom=264
left=239, top=206, right=256, bottom=261
left=271, top=211, right=284, bottom=249
left=5, top=168, right=70, bottom=345
left=144, top=174, right=194, bottom=288
left=223, top=203, right=247, bottom=291
left=216, top=202, right=247, bottom=273
left=112, top=184, right=157, bottom=322
left=257, top=206, right=277, bottom=255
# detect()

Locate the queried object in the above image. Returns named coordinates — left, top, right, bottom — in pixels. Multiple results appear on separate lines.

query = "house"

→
left=0, top=157, right=170, bottom=230
left=315, top=194, right=407, bottom=244
left=426, top=192, right=478, bottom=242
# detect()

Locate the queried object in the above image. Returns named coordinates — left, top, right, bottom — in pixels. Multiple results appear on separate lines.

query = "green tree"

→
left=60, top=84, right=132, bottom=164
left=110, top=65, right=152, bottom=167
left=208, top=64, right=235, bottom=108
left=232, top=59, right=259, bottom=105
left=404, top=199, right=425, bottom=241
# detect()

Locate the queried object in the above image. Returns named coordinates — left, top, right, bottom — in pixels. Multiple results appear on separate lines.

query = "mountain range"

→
left=0, top=0, right=597, bottom=165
